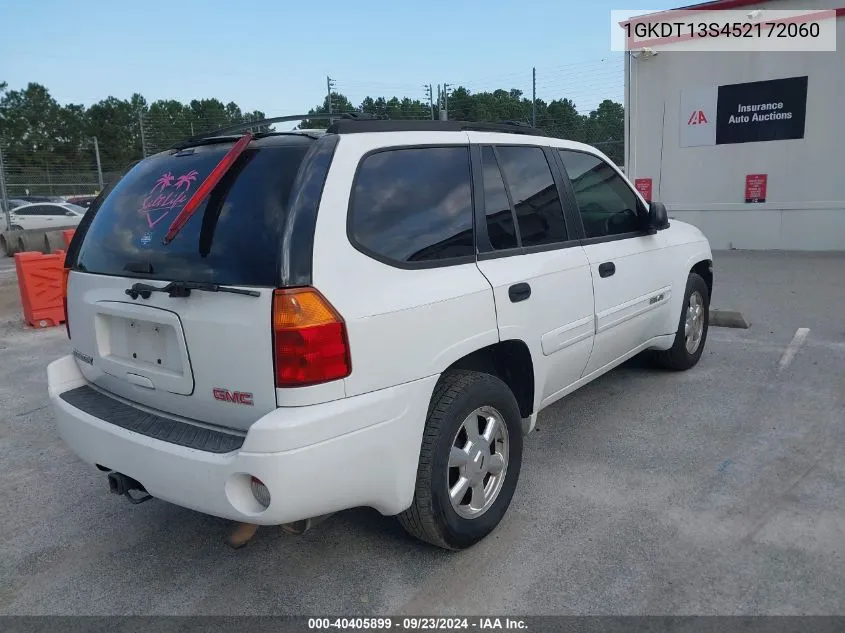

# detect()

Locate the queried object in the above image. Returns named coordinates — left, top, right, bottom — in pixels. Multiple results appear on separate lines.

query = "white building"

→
left=624, top=0, right=845, bottom=250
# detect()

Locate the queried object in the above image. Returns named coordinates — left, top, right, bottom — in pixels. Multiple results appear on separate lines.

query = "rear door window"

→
left=73, top=139, right=311, bottom=286
left=494, top=146, right=569, bottom=247
left=349, top=146, right=474, bottom=265
left=480, top=147, right=519, bottom=250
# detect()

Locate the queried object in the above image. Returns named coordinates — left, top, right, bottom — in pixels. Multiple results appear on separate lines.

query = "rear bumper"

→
left=48, top=355, right=436, bottom=525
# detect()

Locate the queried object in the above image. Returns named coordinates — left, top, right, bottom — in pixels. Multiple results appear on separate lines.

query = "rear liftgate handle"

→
left=508, top=282, right=532, bottom=303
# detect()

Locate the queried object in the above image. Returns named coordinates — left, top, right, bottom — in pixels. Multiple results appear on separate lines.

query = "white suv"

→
left=48, top=116, right=713, bottom=550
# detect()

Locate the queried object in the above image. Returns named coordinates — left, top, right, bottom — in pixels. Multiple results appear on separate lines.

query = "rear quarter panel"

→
left=311, top=132, right=500, bottom=399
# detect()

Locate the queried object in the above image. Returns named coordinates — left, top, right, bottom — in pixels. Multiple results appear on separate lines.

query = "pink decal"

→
left=145, top=209, right=171, bottom=229
left=152, top=172, right=175, bottom=192
left=174, top=170, right=199, bottom=191
left=137, top=168, right=205, bottom=234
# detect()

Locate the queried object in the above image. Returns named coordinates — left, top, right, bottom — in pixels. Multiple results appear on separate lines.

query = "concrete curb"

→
left=710, top=309, right=750, bottom=329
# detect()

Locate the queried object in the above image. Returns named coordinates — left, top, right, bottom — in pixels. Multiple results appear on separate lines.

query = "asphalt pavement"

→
left=0, top=250, right=843, bottom=615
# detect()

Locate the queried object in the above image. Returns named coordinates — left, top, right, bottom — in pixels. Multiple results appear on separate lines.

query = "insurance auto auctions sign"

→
left=680, top=76, right=808, bottom=147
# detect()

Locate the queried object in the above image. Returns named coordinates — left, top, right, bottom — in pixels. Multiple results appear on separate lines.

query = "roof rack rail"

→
left=325, top=118, right=547, bottom=136
left=336, top=112, right=388, bottom=120
left=169, top=115, right=545, bottom=150
left=171, top=113, right=335, bottom=150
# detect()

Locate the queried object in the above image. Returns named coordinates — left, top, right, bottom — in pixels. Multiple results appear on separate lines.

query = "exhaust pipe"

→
left=107, top=472, right=153, bottom=504
left=280, top=513, right=334, bottom=535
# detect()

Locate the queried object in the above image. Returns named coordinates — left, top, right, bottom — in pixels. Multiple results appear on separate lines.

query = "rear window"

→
left=74, top=140, right=310, bottom=286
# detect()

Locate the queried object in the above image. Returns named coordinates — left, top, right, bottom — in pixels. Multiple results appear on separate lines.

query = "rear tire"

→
left=653, top=272, right=709, bottom=371
left=398, top=370, right=523, bottom=550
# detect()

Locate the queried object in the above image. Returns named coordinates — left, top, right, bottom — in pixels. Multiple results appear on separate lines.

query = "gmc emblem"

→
left=212, top=388, right=254, bottom=406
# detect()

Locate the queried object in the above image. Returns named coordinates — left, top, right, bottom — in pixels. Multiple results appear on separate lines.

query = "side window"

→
left=495, top=146, right=568, bottom=247
left=48, top=205, right=70, bottom=216
left=481, top=147, right=518, bottom=250
left=558, top=150, right=645, bottom=239
left=18, top=206, right=40, bottom=216
left=350, top=146, right=474, bottom=264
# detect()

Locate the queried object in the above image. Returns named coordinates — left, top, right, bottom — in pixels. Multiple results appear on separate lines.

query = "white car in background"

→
left=7, top=202, right=86, bottom=231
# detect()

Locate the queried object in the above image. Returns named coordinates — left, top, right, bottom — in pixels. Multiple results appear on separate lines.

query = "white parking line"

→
left=778, top=327, right=810, bottom=372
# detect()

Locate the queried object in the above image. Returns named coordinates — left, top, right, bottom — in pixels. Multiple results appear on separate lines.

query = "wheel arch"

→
left=691, top=258, right=713, bottom=301
left=441, top=339, right=535, bottom=428
left=663, top=248, right=713, bottom=336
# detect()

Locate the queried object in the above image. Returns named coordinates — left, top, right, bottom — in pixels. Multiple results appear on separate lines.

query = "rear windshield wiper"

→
left=125, top=281, right=261, bottom=300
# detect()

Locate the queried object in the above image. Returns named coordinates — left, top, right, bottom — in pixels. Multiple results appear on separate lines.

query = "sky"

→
left=1, top=0, right=679, bottom=118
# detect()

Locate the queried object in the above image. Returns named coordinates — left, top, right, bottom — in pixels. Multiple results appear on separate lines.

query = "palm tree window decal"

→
left=152, top=172, right=175, bottom=192
left=175, top=170, right=199, bottom=191
left=140, top=170, right=201, bottom=229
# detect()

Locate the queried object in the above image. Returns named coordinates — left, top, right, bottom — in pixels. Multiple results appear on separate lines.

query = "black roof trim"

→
left=325, top=119, right=549, bottom=136
left=171, top=114, right=337, bottom=150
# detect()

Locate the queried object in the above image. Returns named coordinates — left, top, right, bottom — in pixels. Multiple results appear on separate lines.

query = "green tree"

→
left=0, top=82, right=64, bottom=171
left=298, top=92, right=356, bottom=129
left=0, top=78, right=624, bottom=191
left=583, top=99, right=625, bottom=163
left=86, top=96, right=144, bottom=170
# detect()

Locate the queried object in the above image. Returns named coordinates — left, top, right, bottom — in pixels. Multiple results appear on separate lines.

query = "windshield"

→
left=73, top=139, right=311, bottom=287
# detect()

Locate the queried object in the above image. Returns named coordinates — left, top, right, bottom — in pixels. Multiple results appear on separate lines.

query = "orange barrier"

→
left=62, top=229, right=75, bottom=248
left=14, top=250, right=67, bottom=328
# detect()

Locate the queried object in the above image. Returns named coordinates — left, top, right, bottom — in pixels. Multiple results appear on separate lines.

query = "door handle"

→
left=508, top=282, right=531, bottom=303
left=598, top=262, right=616, bottom=278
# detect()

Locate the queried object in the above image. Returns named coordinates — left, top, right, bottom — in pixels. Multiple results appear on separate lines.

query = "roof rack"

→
left=325, top=119, right=546, bottom=136
left=169, top=114, right=545, bottom=150
left=171, top=113, right=342, bottom=149
left=171, top=112, right=393, bottom=150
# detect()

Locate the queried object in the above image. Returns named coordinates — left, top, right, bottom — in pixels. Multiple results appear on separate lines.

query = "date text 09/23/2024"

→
left=307, top=618, right=528, bottom=630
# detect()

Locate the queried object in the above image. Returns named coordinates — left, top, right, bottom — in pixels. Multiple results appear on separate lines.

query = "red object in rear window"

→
left=161, top=132, right=254, bottom=245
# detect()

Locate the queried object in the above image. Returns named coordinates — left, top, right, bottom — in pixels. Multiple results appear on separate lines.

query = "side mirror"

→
left=66, top=211, right=76, bottom=216
left=646, top=201, right=670, bottom=232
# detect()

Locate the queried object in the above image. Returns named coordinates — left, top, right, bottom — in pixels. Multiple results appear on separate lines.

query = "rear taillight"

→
left=62, top=268, right=70, bottom=339
left=272, top=287, right=351, bottom=387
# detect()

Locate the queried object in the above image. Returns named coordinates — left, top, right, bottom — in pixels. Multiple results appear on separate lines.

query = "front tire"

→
left=653, top=272, right=709, bottom=371
left=398, top=370, right=523, bottom=550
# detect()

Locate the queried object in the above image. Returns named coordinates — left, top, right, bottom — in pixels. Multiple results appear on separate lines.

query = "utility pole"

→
left=0, top=144, right=11, bottom=231
left=532, top=67, right=537, bottom=128
left=139, top=111, right=147, bottom=158
left=437, top=84, right=441, bottom=119
left=327, top=76, right=336, bottom=119
left=441, top=83, right=452, bottom=121
left=93, top=137, right=104, bottom=191
left=424, top=84, right=434, bottom=120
